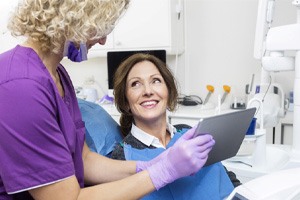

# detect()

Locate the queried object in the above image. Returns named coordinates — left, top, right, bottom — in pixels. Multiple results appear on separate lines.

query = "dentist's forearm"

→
left=79, top=170, right=155, bottom=200
left=82, top=143, right=137, bottom=185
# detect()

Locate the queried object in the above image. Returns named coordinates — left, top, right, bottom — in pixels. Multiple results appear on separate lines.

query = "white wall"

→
left=184, top=0, right=296, bottom=105
left=0, top=1, right=26, bottom=52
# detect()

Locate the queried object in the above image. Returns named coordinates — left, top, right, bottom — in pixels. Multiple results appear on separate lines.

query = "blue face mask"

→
left=63, top=41, right=88, bottom=62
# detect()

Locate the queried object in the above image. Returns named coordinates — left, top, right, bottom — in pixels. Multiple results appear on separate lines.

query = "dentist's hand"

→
left=136, top=125, right=198, bottom=172
left=137, top=127, right=215, bottom=190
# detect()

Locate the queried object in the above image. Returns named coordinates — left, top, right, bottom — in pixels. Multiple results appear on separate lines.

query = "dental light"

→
left=254, top=0, right=295, bottom=72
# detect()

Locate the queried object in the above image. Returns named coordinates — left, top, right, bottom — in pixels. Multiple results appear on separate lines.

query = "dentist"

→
left=0, top=0, right=215, bottom=199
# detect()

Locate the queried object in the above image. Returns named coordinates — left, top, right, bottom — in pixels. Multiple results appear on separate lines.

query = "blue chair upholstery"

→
left=77, top=98, right=122, bottom=157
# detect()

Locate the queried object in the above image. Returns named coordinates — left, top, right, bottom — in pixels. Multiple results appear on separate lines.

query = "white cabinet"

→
left=1, top=0, right=184, bottom=56
left=89, top=0, right=184, bottom=58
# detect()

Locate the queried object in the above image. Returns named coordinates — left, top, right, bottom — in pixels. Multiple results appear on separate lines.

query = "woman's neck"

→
left=135, top=118, right=171, bottom=147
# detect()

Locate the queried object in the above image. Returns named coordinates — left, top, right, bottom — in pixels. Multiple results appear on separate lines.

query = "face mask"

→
left=63, top=41, right=88, bottom=62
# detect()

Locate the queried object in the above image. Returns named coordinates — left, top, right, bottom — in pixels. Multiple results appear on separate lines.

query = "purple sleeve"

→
left=0, top=79, right=75, bottom=193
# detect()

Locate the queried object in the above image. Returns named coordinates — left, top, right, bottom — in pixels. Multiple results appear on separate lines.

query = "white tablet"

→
left=195, top=108, right=256, bottom=167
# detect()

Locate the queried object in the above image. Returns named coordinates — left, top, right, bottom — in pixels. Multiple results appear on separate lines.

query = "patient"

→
left=111, top=53, right=238, bottom=199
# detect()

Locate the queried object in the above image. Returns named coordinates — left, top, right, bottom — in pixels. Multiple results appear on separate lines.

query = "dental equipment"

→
left=246, top=74, right=255, bottom=95
left=254, top=0, right=300, bottom=157
left=245, top=74, right=255, bottom=103
left=221, top=85, right=231, bottom=104
left=252, top=83, right=286, bottom=128
left=224, top=0, right=300, bottom=196
left=203, top=85, right=214, bottom=105
left=247, top=97, right=267, bottom=170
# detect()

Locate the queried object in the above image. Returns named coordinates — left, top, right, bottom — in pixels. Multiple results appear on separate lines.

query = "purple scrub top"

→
left=0, top=45, right=85, bottom=199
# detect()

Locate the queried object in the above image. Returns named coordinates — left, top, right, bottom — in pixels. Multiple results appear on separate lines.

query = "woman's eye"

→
left=153, top=78, right=162, bottom=84
left=131, top=81, right=140, bottom=87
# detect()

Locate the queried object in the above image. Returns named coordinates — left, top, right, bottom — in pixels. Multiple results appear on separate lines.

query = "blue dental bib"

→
left=124, top=133, right=234, bottom=200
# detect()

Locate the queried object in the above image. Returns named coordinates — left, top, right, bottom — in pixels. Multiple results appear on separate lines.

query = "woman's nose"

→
left=98, top=37, right=107, bottom=45
left=143, top=84, right=153, bottom=96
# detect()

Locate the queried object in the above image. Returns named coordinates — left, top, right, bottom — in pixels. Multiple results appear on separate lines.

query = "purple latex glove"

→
left=136, top=125, right=198, bottom=173
left=138, top=127, right=215, bottom=190
left=66, top=42, right=88, bottom=62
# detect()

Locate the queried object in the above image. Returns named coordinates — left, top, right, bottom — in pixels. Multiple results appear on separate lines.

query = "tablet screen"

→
left=195, top=108, right=256, bottom=166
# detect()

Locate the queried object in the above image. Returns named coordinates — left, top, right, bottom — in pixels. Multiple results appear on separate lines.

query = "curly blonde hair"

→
left=8, top=0, right=129, bottom=54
